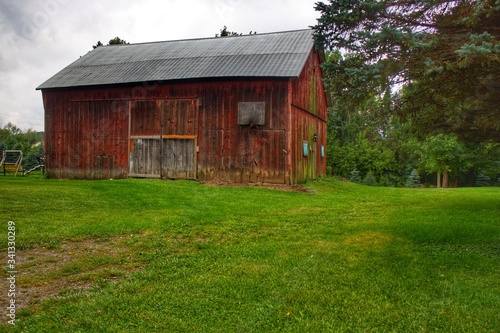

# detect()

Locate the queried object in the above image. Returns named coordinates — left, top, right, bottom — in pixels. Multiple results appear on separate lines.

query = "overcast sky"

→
left=0, top=0, right=320, bottom=132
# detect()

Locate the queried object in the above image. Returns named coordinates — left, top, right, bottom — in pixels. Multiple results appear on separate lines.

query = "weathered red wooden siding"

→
left=288, top=48, right=328, bottom=183
left=130, top=100, right=161, bottom=137
left=195, top=80, right=289, bottom=183
left=43, top=94, right=129, bottom=179
left=42, top=78, right=290, bottom=182
left=291, top=49, right=328, bottom=120
left=41, top=46, right=328, bottom=184
left=164, top=99, right=197, bottom=136
left=289, top=107, right=327, bottom=183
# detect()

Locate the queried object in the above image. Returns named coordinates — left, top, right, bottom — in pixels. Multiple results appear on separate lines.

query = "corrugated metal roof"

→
left=37, top=29, right=315, bottom=90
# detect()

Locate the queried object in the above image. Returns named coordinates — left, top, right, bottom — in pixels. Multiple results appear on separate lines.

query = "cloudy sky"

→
left=0, top=0, right=321, bottom=131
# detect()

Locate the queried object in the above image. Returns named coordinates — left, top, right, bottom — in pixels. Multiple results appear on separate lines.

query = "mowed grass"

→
left=0, top=176, right=498, bottom=332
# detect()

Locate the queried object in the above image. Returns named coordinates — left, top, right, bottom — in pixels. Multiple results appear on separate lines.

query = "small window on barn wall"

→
left=303, top=141, right=309, bottom=157
left=238, top=102, right=265, bottom=126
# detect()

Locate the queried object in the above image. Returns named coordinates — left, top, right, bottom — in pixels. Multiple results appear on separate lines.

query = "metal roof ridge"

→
left=99, top=29, right=313, bottom=48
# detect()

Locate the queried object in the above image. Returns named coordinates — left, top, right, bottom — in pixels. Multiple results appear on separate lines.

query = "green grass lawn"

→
left=0, top=175, right=498, bottom=332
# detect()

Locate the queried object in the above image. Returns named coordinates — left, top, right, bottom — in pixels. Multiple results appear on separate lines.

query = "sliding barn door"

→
left=129, top=99, right=197, bottom=179
left=129, top=138, right=162, bottom=177
left=162, top=137, right=197, bottom=179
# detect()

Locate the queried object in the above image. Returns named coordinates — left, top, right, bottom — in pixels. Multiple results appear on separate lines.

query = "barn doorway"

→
left=128, top=99, right=198, bottom=179
left=162, top=136, right=197, bottom=179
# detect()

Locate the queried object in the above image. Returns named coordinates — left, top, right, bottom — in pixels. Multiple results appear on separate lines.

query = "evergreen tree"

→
left=475, top=173, right=491, bottom=187
left=406, top=169, right=422, bottom=188
left=349, top=168, right=360, bottom=183
left=218, top=26, right=241, bottom=37
left=313, top=0, right=500, bottom=142
left=362, top=170, right=377, bottom=186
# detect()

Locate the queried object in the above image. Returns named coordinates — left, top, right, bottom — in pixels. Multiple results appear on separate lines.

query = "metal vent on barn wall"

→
left=238, top=102, right=265, bottom=128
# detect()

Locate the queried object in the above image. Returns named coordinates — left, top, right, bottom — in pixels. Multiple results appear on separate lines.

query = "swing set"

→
left=0, top=150, right=23, bottom=176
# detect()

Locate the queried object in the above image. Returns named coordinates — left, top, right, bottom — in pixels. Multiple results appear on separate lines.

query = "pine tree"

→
left=475, top=173, right=490, bottom=187
left=313, top=0, right=500, bottom=142
left=362, top=170, right=377, bottom=186
left=406, top=169, right=422, bottom=188
left=349, top=168, right=360, bottom=183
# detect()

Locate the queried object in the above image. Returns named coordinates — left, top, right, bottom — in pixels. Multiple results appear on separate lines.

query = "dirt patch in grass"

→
left=201, top=180, right=314, bottom=193
left=1, top=234, right=149, bottom=314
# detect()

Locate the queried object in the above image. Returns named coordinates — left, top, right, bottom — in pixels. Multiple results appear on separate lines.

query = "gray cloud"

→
left=0, top=0, right=64, bottom=40
left=0, top=0, right=319, bottom=131
left=0, top=0, right=31, bottom=37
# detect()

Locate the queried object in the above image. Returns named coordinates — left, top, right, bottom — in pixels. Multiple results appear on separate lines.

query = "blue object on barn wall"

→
left=303, top=141, right=309, bottom=157
left=320, top=145, right=325, bottom=158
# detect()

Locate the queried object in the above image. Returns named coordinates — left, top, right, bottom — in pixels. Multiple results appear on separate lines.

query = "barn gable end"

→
left=38, top=30, right=329, bottom=184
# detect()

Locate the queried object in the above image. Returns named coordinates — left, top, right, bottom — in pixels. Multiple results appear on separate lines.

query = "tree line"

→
left=326, top=91, right=499, bottom=187
left=3, top=12, right=499, bottom=186
left=314, top=0, right=499, bottom=187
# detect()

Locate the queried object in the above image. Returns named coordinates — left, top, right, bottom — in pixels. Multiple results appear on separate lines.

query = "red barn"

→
left=37, top=30, right=330, bottom=184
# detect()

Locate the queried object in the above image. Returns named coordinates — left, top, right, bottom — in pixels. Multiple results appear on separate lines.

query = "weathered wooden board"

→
left=129, top=138, right=161, bottom=177
left=130, top=100, right=161, bottom=137
left=129, top=99, right=197, bottom=179
left=163, top=99, right=197, bottom=136
left=162, top=138, right=196, bottom=179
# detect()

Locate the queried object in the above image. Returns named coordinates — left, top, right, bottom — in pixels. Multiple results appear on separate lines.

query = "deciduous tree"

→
left=419, top=133, right=470, bottom=187
left=93, top=37, right=129, bottom=49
